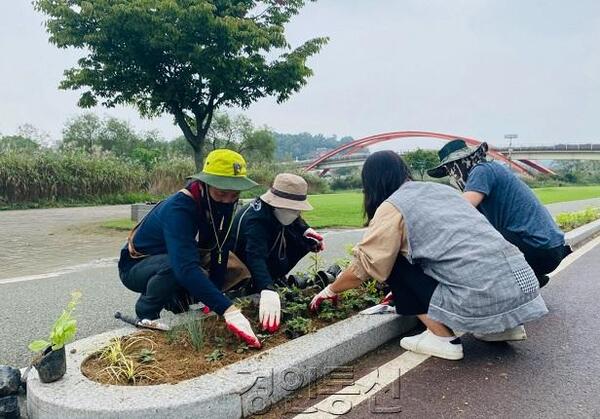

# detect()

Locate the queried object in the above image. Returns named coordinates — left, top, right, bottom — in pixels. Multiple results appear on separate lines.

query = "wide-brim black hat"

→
left=427, top=140, right=488, bottom=178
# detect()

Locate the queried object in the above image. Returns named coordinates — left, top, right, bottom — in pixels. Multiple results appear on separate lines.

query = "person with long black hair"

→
left=310, top=151, right=548, bottom=360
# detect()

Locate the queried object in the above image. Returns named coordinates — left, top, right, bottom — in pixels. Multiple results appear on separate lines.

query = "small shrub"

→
left=555, top=207, right=600, bottom=231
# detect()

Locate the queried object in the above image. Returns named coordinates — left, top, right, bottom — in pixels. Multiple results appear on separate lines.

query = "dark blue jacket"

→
left=231, top=198, right=313, bottom=290
left=118, top=185, right=233, bottom=315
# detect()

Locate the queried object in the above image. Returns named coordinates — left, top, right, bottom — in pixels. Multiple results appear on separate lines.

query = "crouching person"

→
left=230, top=173, right=325, bottom=333
left=428, top=139, right=572, bottom=288
left=310, top=151, right=548, bottom=361
left=118, top=149, right=263, bottom=348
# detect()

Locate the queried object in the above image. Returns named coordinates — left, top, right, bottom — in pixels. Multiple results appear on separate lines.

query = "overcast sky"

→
left=1, top=0, right=599, bottom=150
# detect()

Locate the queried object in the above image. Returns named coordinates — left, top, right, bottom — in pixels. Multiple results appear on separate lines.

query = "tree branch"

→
left=173, top=106, right=198, bottom=149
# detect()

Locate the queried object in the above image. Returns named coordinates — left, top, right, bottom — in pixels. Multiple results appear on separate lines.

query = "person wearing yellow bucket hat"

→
left=118, top=149, right=263, bottom=348
left=229, top=173, right=326, bottom=333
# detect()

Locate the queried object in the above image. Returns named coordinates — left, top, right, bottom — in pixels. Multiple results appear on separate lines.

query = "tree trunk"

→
left=193, top=145, right=204, bottom=171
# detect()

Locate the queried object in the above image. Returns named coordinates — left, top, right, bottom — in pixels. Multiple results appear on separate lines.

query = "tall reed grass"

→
left=0, top=151, right=329, bottom=207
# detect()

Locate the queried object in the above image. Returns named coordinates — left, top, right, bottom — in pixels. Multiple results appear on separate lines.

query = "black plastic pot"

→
left=33, top=346, right=66, bottom=383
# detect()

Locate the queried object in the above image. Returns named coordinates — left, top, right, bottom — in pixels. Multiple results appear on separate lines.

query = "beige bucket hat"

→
left=260, top=173, right=314, bottom=211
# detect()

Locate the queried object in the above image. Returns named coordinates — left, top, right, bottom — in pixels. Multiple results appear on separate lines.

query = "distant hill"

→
left=274, top=132, right=353, bottom=161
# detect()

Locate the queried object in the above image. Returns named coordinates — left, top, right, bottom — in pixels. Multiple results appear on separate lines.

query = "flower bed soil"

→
left=82, top=284, right=385, bottom=386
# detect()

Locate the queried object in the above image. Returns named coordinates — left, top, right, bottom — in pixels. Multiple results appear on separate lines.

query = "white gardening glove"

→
left=309, top=285, right=338, bottom=311
left=223, top=306, right=261, bottom=348
left=259, top=290, right=281, bottom=333
left=303, top=228, right=325, bottom=252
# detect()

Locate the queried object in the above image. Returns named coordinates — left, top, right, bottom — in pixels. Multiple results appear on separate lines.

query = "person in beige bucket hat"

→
left=230, top=173, right=325, bottom=333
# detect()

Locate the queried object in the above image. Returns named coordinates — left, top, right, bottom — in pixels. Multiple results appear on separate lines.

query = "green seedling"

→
left=100, top=356, right=166, bottom=385
left=29, top=291, right=82, bottom=352
left=214, top=336, right=226, bottom=348
left=137, top=348, right=156, bottom=364
left=183, top=314, right=205, bottom=352
left=99, top=336, right=154, bottom=367
left=235, top=343, right=249, bottom=354
left=307, top=252, right=325, bottom=278
left=285, top=317, right=315, bottom=339
left=205, top=349, right=224, bottom=362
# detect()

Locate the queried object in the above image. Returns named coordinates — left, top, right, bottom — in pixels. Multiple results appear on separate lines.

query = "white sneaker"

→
left=473, top=325, right=527, bottom=342
left=137, top=318, right=170, bottom=331
left=400, top=330, right=464, bottom=360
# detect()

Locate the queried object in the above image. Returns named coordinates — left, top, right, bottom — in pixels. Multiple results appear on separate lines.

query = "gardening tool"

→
left=359, top=304, right=396, bottom=315
left=114, top=312, right=170, bottom=331
left=360, top=292, right=396, bottom=315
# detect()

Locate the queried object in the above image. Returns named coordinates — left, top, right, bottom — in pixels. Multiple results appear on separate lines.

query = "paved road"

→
left=0, top=205, right=129, bottom=279
left=545, top=197, right=600, bottom=215
left=263, top=240, right=600, bottom=418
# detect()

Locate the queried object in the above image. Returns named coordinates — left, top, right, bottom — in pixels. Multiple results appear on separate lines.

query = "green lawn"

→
left=101, top=185, right=600, bottom=231
left=531, top=185, right=600, bottom=205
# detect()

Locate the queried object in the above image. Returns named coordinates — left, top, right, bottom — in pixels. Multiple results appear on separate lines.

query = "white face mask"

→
left=273, top=208, right=300, bottom=225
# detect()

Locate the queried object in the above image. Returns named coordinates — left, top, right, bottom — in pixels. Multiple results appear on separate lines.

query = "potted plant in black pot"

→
left=28, top=291, right=81, bottom=383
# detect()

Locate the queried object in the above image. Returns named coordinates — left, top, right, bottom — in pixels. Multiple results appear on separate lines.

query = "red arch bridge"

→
left=301, top=131, right=589, bottom=176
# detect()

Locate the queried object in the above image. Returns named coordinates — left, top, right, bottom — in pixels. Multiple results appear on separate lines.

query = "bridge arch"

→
left=304, top=131, right=553, bottom=176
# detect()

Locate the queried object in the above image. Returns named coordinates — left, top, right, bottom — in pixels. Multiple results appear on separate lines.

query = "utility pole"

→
left=504, top=134, right=518, bottom=171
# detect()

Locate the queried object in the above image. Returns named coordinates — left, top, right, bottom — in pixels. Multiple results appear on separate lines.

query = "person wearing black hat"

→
left=230, top=173, right=325, bottom=333
left=428, top=139, right=571, bottom=290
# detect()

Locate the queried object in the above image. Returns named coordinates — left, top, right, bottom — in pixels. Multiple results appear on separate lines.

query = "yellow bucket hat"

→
left=188, top=149, right=258, bottom=191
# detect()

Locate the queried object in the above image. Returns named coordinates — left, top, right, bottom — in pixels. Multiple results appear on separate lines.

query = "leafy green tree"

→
left=403, top=149, right=439, bottom=180
left=35, top=0, right=328, bottom=169
left=61, top=113, right=141, bottom=155
left=206, top=112, right=275, bottom=163
left=0, top=135, right=41, bottom=153
left=168, top=136, right=196, bottom=158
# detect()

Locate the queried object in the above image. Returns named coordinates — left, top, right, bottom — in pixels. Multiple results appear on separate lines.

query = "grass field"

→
left=101, top=185, right=600, bottom=231
left=531, top=185, right=600, bottom=205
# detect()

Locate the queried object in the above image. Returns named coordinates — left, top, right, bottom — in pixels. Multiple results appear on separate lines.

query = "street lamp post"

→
left=504, top=134, right=518, bottom=170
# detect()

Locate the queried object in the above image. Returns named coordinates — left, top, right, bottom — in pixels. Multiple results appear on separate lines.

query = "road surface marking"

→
left=293, top=351, right=429, bottom=418
left=0, top=258, right=116, bottom=285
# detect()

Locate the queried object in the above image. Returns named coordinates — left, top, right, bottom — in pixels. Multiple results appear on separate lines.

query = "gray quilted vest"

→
left=387, top=181, right=548, bottom=333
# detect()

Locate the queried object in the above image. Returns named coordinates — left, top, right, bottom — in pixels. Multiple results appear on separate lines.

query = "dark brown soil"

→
left=82, top=309, right=344, bottom=386
left=82, top=284, right=386, bottom=386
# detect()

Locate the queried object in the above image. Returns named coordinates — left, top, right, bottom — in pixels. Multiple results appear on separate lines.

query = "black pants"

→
left=385, top=255, right=439, bottom=316
left=120, top=254, right=197, bottom=320
left=503, top=232, right=572, bottom=288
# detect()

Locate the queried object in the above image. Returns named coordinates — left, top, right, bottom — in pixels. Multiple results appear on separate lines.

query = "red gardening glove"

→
left=380, top=292, right=394, bottom=306
left=303, top=228, right=325, bottom=252
left=224, top=307, right=261, bottom=349
left=259, top=290, right=281, bottom=333
left=309, top=285, right=338, bottom=311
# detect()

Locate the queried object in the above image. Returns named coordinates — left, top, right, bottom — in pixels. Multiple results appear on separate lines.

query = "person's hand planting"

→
left=303, top=228, right=325, bottom=252
left=259, top=290, right=281, bottom=333
left=309, top=285, right=338, bottom=311
left=224, top=306, right=261, bottom=348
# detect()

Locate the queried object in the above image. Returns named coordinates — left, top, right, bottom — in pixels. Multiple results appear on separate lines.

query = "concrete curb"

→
left=26, top=314, right=418, bottom=418
left=564, top=218, right=600, bottom=248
